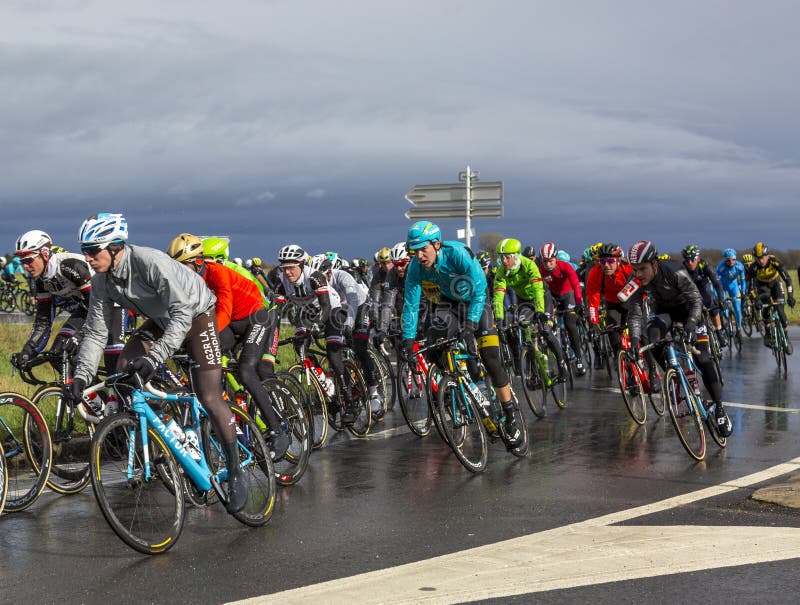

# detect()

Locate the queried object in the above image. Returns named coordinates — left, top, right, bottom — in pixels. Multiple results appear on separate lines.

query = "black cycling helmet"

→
left=628, top=240, right=658, bottom=264
left=522, top=245, right=536, bottom=258
left=681, top=244, right=700, bottom=261
left=598, top=242, right=623, bottom=258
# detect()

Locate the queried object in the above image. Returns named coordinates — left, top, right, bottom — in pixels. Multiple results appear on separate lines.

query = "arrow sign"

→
left=405, top=207, right=503, bottom=220
left=405, top=182, right=502, bottom=205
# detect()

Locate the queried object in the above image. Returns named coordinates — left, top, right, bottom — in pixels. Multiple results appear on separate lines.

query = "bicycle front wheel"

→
left=91, top=413, right=185, bottom=554
left=520, top=348, right=546, bottom=419
left=616, top=352, right=646, bottom=425
left=262, top=377, right=310, bottom=486
left=30, top=385, right=93, bottom=494
left=0, top=392, right=52, bottom=512
left=0, top=441, right=7, bottom=514
left=287, top=364, right=329, bottom=449
left=342, top=359, right=372, bottom=437
left=396, top=360, right=433, bottom=437
left=436, top=374, right=488, bottom=473
left=664, top=369, right=706, bottom=461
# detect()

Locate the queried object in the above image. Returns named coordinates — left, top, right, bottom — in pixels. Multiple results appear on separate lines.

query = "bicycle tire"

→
left=91, top=413, right=185, bottom=554
left=426, top=365, right=447, bottom=443
left=342, top=359, right=372, bottom=437
left=616, top=352, right=646, bottom=425
left=664, top=368, right=706, bottom=461
left=520, top=348, right=546, bottom=419
left=0, top=440, right=7, bottom=515
left=741, top=302, right=753, bottom=337
left=202, top=405, right=276, bottom=527
left=545, top=345, right=568, bottom=409
left=29, top=385, right=93, bottom=494
left=647, top=366, right=666, bottom=417
left=287, top=363, right=329, bottom=449
left=396, top=360, right=433, bottom=437
left=0, top=290, right=15, bottom=313
left=261, top=377, right=310, bottom=486
left=436, top=374, right=488, bottom=473
left=371, top=347, right=396, bottom=413
left=0, top=392, right=52, bottom=512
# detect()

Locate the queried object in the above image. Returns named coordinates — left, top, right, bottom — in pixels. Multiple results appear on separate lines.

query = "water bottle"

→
left=312, top=366, right=335, bottom=397
left=685, top=368, right=701, bottom=398
left=323, top=371, right=336, bottom=398
left=183, top=428, right=202, bottom=461
left=162, top=414, right=186, bottom=443
left=85, top=391, right=105, bottom=415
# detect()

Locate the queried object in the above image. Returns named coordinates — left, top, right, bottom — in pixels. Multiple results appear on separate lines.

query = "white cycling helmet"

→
left=309, top=253, right=332, bottom=273
left=390, top=241, right=409, bottom=262
left=14, top=229, right=52, bottom=258
left=0, top=256, right=8, bottom=267
left=339, top=258, right=350, bottom=269
left=278, top=244, right=306, bottom=264
left=233, top=257, right=243, bottom=266
left=78, top=213, right=128, bottom=248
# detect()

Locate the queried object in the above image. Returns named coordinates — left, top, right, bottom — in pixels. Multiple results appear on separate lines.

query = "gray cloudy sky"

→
left=2, top=0, right=799, bottom=260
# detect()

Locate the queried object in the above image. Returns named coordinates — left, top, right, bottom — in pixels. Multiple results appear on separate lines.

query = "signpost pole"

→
left=465, top=165, right=472, bottom=249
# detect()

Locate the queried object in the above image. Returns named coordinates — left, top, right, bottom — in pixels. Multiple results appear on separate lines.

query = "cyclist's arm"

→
left=492, top=268, right=507, bottom=320
left=564, top=261, right=583, bottom=306
left=777, top=261, right=794, bottom=297
left=585, top=265, right=602, bottom=324
left=73, top=275, right=114, bottom=384
left=310, top=270, right=333, bottom=325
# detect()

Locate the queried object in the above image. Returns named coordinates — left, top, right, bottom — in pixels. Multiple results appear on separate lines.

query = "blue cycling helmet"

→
left=723, top=248, right=737, bottom=260
left=407, top=221, right=441, bottom=251
left=557, top=250, right=571, bottom=262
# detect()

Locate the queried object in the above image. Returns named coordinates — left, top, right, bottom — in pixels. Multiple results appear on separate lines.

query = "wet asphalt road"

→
left=2, top=332, right=800, bottom=604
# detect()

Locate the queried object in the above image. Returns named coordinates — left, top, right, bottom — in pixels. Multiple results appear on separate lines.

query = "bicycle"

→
left=590, top=307, right=616, bottom=381
left=701, top=308, right=724, bottom=386
left=343, top=340, right=396, bottom=419
left=740, top=293, right=757, bottom=337
left=721, top=296, right=742, bottom=354
left=87, top=371, right=277, bottom=555
left=395, top=337, right=440, bottom=437
left=610, top=326, right=665, bottom=425
left=421, top=336, right=529, bottom=473
left=282, top=333, right=371, bottom=441
left=759, top=300, right=790, bottom=379
left=640, top=330, right=727, bottom=461
left=0, top=391, right=53, bottom=512
left=13, top=351, right=103, bottom=495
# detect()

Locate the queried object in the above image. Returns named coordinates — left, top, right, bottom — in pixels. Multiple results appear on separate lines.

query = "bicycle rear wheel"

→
left=616, top=352, right=646, bottom=425
left=647, top=366, right=665, bottom=417
left=342, top=359, right=372, bottom=437
left=396, top=360, right=433, bottom=437
left=29, top=385, right=93, bottom=494
left=371, top=347, right=396, bottom=413
left=545, top=347, right=568, bottom=409
left=520, top=348, right=546, bottom=418
left=436, top=374, right=487, bottom=473
left=202, top=405, right=276, bottom=526
left=664, top=369, right=706, bottom=461
left=91, top=413, right=185, bottom=554
left=741, top=302, right=753, bottom=337
left=0, top=393, right=52, bottom=512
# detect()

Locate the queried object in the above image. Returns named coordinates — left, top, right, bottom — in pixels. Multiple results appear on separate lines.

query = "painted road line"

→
left=231, top=457, right=800, bottom=605
left=723, top=401, right=800, bottom=413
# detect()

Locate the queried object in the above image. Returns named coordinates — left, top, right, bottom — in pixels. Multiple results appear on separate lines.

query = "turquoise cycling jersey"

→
left=402, top=241, right=486, bottom=340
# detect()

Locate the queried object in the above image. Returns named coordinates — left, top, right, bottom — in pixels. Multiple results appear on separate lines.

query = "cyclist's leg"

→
left=324, top=308, right=352, bottom=418
left=606, top=303, right=627, bottom=357
left=257, top=307, right=280, bottom=380
left=557, top=292, right=585, bottom=374
left=692, top=323, right=731, bottom=435
left=352, top=302, right=382, bottom=416
left=727, top=283, right=743, bottom=328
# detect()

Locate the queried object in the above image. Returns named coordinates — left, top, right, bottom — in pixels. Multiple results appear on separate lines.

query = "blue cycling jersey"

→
left=402, top=241, right=486, bottom=340
left=716, top=260, right=746, bottom=290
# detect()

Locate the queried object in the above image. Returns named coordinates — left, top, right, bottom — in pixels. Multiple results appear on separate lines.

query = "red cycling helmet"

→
left=539, top=242, right=557, bottom=260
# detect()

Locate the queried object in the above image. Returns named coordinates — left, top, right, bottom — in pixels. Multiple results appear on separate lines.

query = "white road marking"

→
left=229, top=458, right=800, bottom=605
left=723, top=401, right=800, bottom=413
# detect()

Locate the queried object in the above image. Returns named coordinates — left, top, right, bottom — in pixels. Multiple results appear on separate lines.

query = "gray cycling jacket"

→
left=74, top=244, right=215, bottom=383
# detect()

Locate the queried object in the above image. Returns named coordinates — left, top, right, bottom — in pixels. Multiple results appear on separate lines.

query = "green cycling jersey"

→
left=492, top=255, right=545, bottom=319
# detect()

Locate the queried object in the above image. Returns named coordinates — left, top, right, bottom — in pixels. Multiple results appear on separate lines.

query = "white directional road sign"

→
left=405, top=181, right=503, bottom=205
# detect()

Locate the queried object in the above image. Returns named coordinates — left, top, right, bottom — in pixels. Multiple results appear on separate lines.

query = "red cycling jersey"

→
left=537, top=259, right=583, bottom=305
left=585, top=261, right=633, bottom=324
left=200, top=262, right=264, bottom=332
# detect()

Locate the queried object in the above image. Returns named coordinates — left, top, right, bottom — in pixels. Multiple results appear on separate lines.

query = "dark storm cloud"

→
left=2, top=1, right=800, bottom=260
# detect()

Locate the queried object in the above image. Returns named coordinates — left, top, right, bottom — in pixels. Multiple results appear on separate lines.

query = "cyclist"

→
left=585, top=242, right=634, bottom=364
left=167, top=234, right=289, bottom=458
left=715, top=248, right=746, bottom=334
left=522, top=245, right=536, bottom=263
left=203, top=237, right=266, bottom=295
left=374, top=242, right=411, bottom=339
left=69, top=213, right=249, bottom=513
left=627, top=240, right=732, bottom=437
left=369, top=247, right=395, bottom=328
left=249, top=257, right=272, bottom=292
left=492, top=238, right=567, bottom=384
left=11, top=229, right=129, bottom=387
left=537, top=242, right=587, bottom=376
left=351, top=258, right=372, bottom=287
left=401, top=221, right=522, bottom=446
left=273, top=245, right=359, bottom=423
left=747, top=242, right=795, bottom=353
left=309, top=253, right=384, bottom=418
left=557, top=250, right=579, bottom=272
left=681, top=245, right=727, bottom=347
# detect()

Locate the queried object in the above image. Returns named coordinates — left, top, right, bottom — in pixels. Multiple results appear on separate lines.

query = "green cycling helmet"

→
left=496, top=238, right=522, bottom=255
left=203, top=237, right=229, bottom=262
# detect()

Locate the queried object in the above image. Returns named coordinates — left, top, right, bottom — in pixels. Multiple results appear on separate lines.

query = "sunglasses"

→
left=598, top=257, right=618, bottom=265
left=279, top=264, right=300, bottom=271
left=20, top=256, right=38, bottom=265
left=499, top=253, right=518, bottom=259
left=81, top=244, right=107, bottom=257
